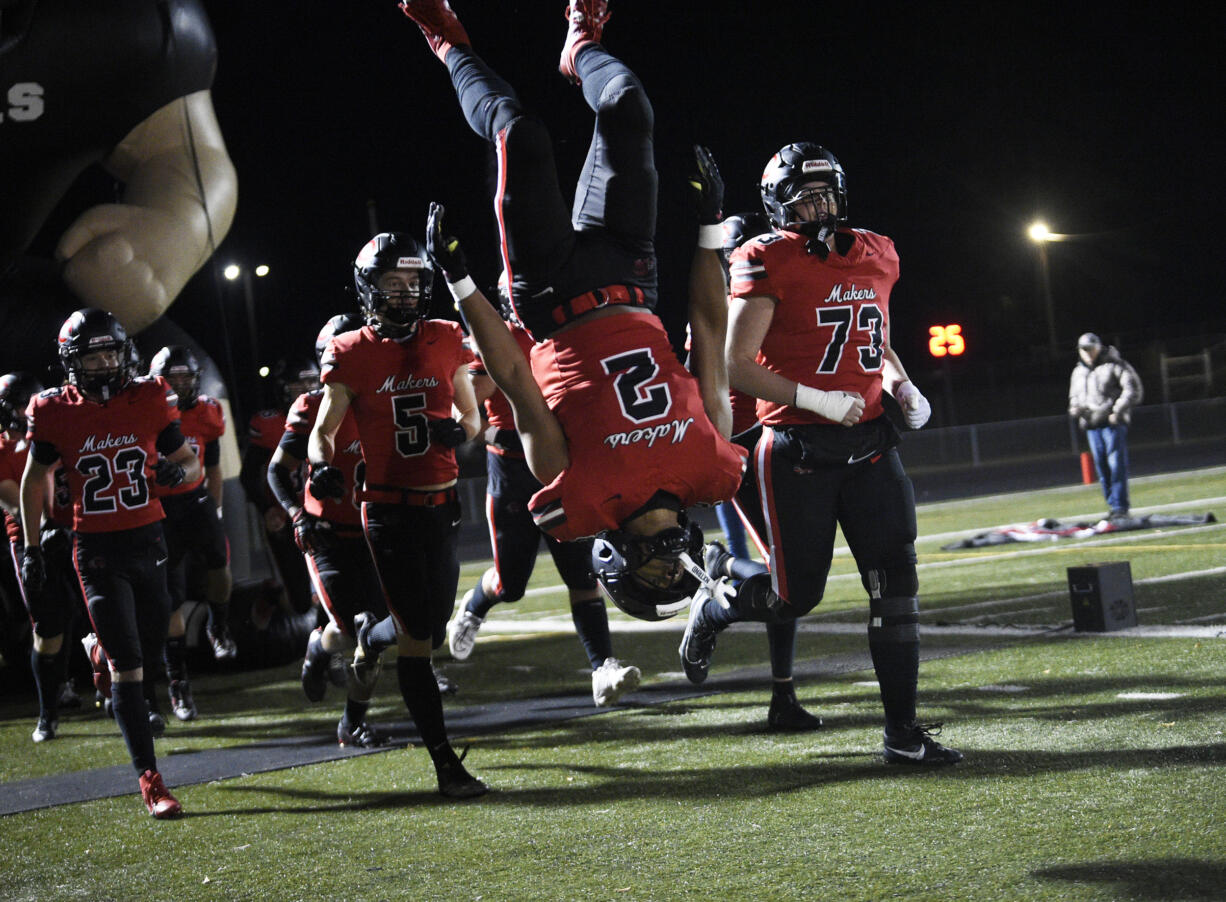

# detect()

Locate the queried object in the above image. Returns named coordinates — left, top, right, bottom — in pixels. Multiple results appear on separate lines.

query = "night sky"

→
left=179, top=3, right=1224, bottom=402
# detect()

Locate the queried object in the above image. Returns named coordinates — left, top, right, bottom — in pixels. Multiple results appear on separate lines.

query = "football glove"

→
left=893, top=381, right=932, bottom=429
left=308, top=463, right=346, bottom=501
left=292, top=509, right=336, bottom=554
left=426, top=202, right=469, bottom=283
left=689, top=145, right=724, bottom=225
left=153, top=458, right=186, bottom=488
left=429, top=417, right=468, bottom=449
left=20, top=546, right=45, bottom=596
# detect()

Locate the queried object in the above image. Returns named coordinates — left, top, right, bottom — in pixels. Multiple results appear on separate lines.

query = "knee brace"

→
left=868, top=594, right=920, bottom=643
left=862, top=564, right=919, bottom=601
left=597, top=74, right=654, bottom=136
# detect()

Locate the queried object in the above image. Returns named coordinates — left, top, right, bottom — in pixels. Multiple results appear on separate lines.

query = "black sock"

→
left=207, top=602, right=229, bottom=632
left=368, top=616, right=398, bottom=655
left=868, top=634, right=919, bottom=733
left=111, top=680, right=157, bottom=774
left=766, top=620, right=797, bottom=681
left=164, top=635, right=188, bottom=683
left=465, top=578, right=498, bottom=619
left=397, top=656, right=451, bottom=765
left=143, top=677, right=161, bottom=715
left=570, top=598, right=612, bottom=669
left=31, top=646, right=59, bottom=720
left=342, top=698, right=370, bottom=730
left=728, top=556, right=768, bottom=582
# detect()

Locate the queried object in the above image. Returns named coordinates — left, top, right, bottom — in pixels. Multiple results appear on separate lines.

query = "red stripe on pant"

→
left=360, top=503, right=404, bottom=637
left=755, top=426, right=788, bottom=600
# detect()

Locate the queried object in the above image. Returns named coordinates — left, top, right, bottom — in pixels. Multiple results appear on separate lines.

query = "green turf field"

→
left=1, top=467, right=1223, bottom=901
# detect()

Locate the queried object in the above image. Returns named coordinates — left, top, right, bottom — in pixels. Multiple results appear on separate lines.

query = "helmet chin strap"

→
left=677, top=550, right=735, bottom=611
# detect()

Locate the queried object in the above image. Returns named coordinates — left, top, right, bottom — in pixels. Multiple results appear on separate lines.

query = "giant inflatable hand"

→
left=57, top=90, right=237, bottom=332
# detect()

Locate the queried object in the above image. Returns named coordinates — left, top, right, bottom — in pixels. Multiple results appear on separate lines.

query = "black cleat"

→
left=300, top=627, right=330, bottom=702
left=435, top=746, right=488, bottom=799
left=767, top=687, right=823, bottom=732
left=703, top=540, right=732, bottom=580
left=678, top=596, right=717, bottom=685
left=169, top=679, right=198, bottom=721
left=434, top=666, right=459, bottom=696
left=148, top=709, right=166, bottom=739
left=337, top=718, right=389, bottom=748
left=883, top=721, right=964, bottom=766
left=351, top=612, right=383, bottom=693
left=31, top=716, right=58, bottom=743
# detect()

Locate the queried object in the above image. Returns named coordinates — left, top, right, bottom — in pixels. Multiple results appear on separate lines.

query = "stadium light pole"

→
left=223, top=262, right=270, bottom=413
left=1027, top=221, right=1064, bottom=357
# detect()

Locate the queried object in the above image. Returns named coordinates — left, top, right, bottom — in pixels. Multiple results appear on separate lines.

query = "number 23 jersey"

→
left=26, top=377, right=180, bottom=532
left=729, top=228, right=899, bottom=427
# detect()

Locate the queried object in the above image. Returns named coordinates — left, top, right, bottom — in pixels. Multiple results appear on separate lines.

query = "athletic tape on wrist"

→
left=697, top=224, right=724, bottom=249
left=447, top=275, right=477, bottom=300
left=794, top=384, right=855, bottom=422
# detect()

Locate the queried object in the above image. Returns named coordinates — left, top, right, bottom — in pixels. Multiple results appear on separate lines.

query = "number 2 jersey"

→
left=26, top=377, right=182, bottom=532
left=729, top=228, right=899, bottom=427
left=527, top=311, right=746, bottom=541
left=320, top=321, right=475, bottom=489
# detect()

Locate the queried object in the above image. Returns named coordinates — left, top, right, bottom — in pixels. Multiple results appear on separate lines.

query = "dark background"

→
left=67, top=3, right=1226, bottom=421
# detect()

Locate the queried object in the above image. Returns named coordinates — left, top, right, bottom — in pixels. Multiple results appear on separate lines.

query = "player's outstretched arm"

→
left=56, top=91, right=238, bottom=332
left=426, top=203, right=569, bottom=484
left=686, top=145, right=732, bottom=437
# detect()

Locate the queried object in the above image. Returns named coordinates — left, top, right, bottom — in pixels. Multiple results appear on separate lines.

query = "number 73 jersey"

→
left=26, top=378, right=180, bottom=533
left=729, top=228, right=899, bottom=427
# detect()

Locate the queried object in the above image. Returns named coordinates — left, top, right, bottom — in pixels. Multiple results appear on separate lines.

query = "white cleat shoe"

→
left=447, top=605, right=483, bottom=661
left=591, top=657, right=641, bottom=707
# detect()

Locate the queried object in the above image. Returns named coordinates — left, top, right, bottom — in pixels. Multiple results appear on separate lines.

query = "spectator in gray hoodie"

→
left=1068, top=332, right=1144, bottom=519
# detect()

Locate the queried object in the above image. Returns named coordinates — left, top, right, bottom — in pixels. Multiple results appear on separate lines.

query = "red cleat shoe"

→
left=559, top=0, right=610, bottom=85
left=139, top=769, right=183, bottom=819
left=398, top=0, right=470, bottom=63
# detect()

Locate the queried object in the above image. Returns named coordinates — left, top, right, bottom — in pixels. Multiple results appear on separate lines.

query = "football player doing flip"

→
left=398, top=0, right=745, bottom=622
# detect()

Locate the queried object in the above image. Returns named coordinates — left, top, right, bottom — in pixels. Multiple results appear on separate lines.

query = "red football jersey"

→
left=27, top=377, right=180, bottom=532
left=284, top=389, right=363, bottom=525
left=0, top=435, right=29, bottom=543
left=321, top=322, right=475, bottom=488
left=247, top=408, right=287, bottom=452
left=162, top=395, right=225, bottom=496
left=729, top=228, right=899, bottom=426
left=527, top=312, right=746, bottom=541
left=469, top=322, right=534, bottom=435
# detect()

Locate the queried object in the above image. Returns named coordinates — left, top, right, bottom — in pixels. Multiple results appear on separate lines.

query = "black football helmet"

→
left=57, top=308, right=133, bottom=400
left=719, top=211, right=772, bottom=272
left=353, top=232, right=434, bottom=337
left=760, top=142, right=848, bottom=238
left=273, top=357, right=321, bottom=406
left=0, top=372, right=44, bottom=436
left=590, top=518, right=705, bottom=621
left=314, top=312, right=365, bottom=367
left=148, top=345, right=201, bottom=409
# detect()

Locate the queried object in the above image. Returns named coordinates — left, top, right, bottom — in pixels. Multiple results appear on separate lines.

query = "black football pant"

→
left=304, top=530, right=386, bottom=637
left=361, top=500, right=461, bottom=644
left=161, top=488, right=229, bottom=606
left=444, top=43, right=657, bottom=339
left=754, top=430, right=918, bottom=614
left=484, top=451, right=595, bottom=600
left=74, top=523, right=172, bottom=674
